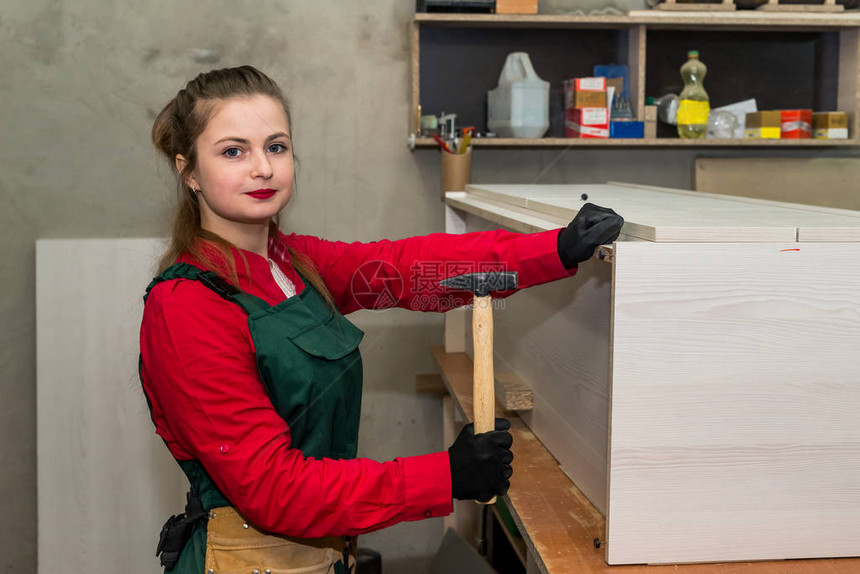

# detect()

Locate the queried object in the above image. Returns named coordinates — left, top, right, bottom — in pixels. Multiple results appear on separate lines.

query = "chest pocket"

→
left=248, top=293, right=364, bottom=460
left=287, top=314, right=363, bottom=361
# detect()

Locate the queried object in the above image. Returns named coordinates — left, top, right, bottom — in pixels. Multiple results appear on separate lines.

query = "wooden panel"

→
left=628, top=25, right=647, bottom=122
left=411, top=20, right=420, bottom=136
left=607, top=242, right=860, bottom=564
left=414, top=136, right=859, bottom=147
left=445, top=191, right=567, bottom=234
left=415, top=11, right=860, bottom=29
left=695, top=157, right=860, bottom=211
left=837, top=29, right=859, bottom=137
left=37, top=239, right=186, bottom=574
left=459, top=209, right=613, bottom=515
left=464, top=183, right=860, bottom=242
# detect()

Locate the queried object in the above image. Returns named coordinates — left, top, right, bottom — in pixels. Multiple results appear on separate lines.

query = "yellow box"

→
left=745, top=111, right=782, bottom=139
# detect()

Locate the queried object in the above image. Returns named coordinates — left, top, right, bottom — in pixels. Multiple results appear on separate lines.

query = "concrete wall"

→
left=2, top=1, right=858, bottom=572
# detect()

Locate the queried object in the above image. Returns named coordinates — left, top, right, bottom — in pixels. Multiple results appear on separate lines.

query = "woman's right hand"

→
left=448, top=418, right=514, bottom=502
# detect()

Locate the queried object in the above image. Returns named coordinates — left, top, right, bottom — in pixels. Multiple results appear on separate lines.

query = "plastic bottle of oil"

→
left=677, top=51, right=709, bottom=139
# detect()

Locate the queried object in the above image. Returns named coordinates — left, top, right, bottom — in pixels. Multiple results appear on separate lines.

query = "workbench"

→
left=436, top=183, right=860, bottom=570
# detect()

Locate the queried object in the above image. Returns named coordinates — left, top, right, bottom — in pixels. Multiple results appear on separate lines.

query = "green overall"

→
left=142, top=262, right=364, bottom=574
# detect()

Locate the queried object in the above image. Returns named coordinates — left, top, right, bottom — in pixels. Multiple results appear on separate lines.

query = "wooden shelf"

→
left=431, top=345, right=860, bottom=573
left=411, top=12, right=860, bottom=148
left=415, top=136, right=859, bottom=147
left=415, top=11, right=860, bottom=29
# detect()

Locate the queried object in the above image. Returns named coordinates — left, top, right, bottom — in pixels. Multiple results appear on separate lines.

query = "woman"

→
left=140, top=65, right=622, bottom=574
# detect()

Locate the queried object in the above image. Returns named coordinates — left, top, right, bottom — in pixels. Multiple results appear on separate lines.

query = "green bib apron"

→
left=142, top=262, right=364, bottom=573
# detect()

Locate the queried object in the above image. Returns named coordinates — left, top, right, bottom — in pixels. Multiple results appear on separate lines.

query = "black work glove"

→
left=556, top=203, right=624, bottom=269
left=448, top=418, right=514, bottom=502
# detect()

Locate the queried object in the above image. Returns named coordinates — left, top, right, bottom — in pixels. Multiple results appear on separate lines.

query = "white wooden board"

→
left=463, top=183, right=860, bottom=243
left=37, top=239, right=186, bottom=574
left=608, top=242, right=860, bottom=564
left=459, top=212, right=613, bottom=515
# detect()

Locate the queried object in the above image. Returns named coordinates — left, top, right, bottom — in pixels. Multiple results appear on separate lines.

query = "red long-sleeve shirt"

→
left=139, top=228, right=573, bottom=538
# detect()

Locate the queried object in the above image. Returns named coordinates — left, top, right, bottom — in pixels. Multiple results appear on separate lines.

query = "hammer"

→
left=440, top=271, right=518, bottom=504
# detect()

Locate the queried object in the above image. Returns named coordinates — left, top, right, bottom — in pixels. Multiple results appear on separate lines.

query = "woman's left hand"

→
left=556, top=203, right=624, bottom=269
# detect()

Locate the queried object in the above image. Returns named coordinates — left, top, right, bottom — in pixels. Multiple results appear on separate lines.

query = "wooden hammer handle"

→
left=472, top=294, right=496, bottom=505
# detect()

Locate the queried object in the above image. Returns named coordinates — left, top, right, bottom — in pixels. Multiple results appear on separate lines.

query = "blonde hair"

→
left=151, top=65, right=334, bottom=306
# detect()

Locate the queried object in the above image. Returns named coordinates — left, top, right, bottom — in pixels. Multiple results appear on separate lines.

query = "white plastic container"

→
left=487, top=52, right=550, bottom=138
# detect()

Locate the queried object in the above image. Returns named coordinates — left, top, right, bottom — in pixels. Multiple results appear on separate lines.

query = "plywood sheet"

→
left=461, top=211, right=613, bottom=515
left=608, top=242, right=860, bottom=565
left=695, top=157, right=860, bottom=212
left=463, top=183, right=860, bottom=242
left=37, top=239, right=186, bottom=574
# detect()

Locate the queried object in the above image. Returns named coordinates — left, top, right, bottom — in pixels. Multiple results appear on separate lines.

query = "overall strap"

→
left=143, top=262, right=271, bottom=315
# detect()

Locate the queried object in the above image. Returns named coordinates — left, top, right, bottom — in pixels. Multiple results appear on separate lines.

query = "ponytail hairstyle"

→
left=151, top=65, right=334, bottom=307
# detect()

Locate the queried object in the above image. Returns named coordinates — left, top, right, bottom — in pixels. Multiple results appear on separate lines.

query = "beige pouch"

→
left=204, top=506, right=354, bottom=574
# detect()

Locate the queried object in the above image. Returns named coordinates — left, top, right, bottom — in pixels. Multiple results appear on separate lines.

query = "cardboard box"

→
left=565, top=107, right=609, bottom=138
left=744, top=111, right=782, bottom=139
left=495, top=0, right=538, bottom=14
left=781, top=109, right=812, bottom=139
left=564, top=77, right=607, bottom=110
left=813, top=112, right=849, bottom=139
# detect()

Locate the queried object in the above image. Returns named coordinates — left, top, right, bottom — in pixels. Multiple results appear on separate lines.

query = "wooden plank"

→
left=462, top=254, right=614, bottom=516
left=607, top=242, right=860, bottom=564
left=432, top=345, right=860, bottom=573
left=495, top=372, right=533, bottom=411
left=463, top=183, right=860, bottom=242
left=415, top=11, right=860, bottom=27
left=628, top=25, right=647, bottom=124
left=410, top=21, right=420, bottom=138
left=695, top=157, right=860, bottom=211
left=456, top=203, right=613, bottom=515
left=445, top=192, right=566, bottom=234
left=37, top=239, right=186, bottom=574
left=837, top=29, right=859, bottom=142
left=413, top=136, right=859, bottom=147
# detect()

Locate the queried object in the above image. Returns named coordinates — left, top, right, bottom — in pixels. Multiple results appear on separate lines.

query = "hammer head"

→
left=439, top=271, right=518, bottom=298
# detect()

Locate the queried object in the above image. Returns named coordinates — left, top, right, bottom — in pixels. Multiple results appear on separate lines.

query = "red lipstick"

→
left=246, top=189, right=276, bottom=200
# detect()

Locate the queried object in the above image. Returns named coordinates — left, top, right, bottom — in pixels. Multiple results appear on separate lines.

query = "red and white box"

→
left=563, top=77, right=607, bottom=110
left=780, top=109, right=812, bottom=139
left=565, top=107, right=609, bottom=138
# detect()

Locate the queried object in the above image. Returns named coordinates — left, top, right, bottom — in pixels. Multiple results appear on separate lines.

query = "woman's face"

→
left=180, top=94, right=294, bottom=237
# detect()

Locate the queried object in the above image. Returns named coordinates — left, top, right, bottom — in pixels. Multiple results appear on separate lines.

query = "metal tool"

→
left=440, top=270, right=518, bottom=504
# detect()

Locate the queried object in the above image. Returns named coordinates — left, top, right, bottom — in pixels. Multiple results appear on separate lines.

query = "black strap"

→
left=143, top=262, right=271, bottom=314
left=155, top=489, right=209, bottom=570
left=197, top=270, right=242, bottom=300
left=343, top=535, right=352, bottom=572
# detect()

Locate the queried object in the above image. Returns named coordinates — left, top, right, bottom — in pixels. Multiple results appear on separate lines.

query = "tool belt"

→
left=156, top=489, right=209, bottom=570
left=156, top=491, right=355, bottom=573
left=205, top=506, right=354, bottom=574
